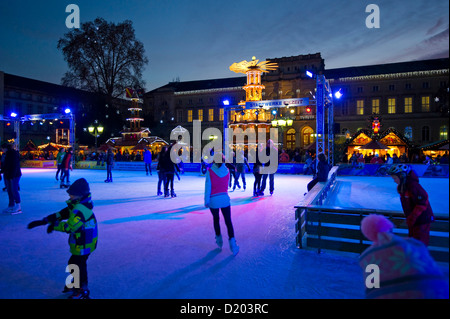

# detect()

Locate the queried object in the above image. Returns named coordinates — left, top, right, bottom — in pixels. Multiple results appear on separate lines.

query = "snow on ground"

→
left=0, top=168, right=447, bottom=299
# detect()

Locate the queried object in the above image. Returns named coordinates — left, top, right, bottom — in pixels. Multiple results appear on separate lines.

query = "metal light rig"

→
left=1, top=111, right=75, bottom=150
left=314, top=74, right=335, bottom=167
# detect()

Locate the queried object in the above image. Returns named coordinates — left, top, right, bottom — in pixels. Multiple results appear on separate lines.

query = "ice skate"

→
left=10, top=204, right=22, bottom=215
left=2, top=206, right=14, bottom=214
left=157, top=191, right=163, bottom=196
left=68, top=289, right=90, bottom=299
left=229, top=238, right=239, bottom=256
left=215, top=235, right=223, bottom=249
left=171, top=190, right=177, bottom=198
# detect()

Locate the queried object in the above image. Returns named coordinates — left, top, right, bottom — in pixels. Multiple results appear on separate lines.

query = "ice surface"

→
left=0, top=168, right=447, bottom=299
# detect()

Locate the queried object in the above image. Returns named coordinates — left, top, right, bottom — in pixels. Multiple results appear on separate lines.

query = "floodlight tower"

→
left=307, top=72, right=341, bottom=166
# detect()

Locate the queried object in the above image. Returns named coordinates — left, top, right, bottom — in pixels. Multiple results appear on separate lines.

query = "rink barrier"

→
left=295, top=166, right=339, bottom=248
left=295, top=203, right=449, bottom=262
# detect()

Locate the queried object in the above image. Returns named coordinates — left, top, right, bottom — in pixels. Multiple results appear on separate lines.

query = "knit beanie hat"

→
left=361, top=214, right=394, bottom=243
left=67, top=178, right=90, bottom=197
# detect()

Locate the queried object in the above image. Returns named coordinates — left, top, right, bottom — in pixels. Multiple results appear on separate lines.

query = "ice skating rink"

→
left=0, top=168, right=448, bottom=299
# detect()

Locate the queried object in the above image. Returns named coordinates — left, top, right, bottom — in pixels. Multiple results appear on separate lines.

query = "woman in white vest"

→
left=204, top=154, right=239, bottom=256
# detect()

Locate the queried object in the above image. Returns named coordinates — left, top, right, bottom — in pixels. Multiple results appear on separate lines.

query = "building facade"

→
left=144, top=54, right=449, bottom=157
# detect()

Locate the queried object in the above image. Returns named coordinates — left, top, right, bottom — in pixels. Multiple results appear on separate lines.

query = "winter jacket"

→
left=61, top=152, right=73, bottom=170
left=143, top=150, right=152, bottom=163
left=105, top=152, right=114, bottom=166
left=316, top=159, right=330, bottom=182
left=48, top=194, right=98, bottom=256
left=1, top=149, right=22, bottom=180
left=399, top=171, right=434, bottom=226
left=159, top=145, right=180, bottom=173
left=205, top=164, right=230, bottom=209
left=56, top=151, right=65, bottom=165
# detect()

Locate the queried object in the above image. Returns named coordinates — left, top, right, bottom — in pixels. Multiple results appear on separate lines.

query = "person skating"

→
left=160, top=142, right=180, bottom=198
left=252, top=144, right=263, bottom=197
left=1, top=143, right=22, bottom=214
left=143, top=148, right=152, bottom=176
left=233, top=150, right=250, bottom=191
left=27, top=178, right=98, bottom=299
left=387, top=164, right=435, bottom=246
left=60, top=147, right=73, bottom=188
left=204, top=155, right=239, bottom=255
left=104, top=149, right=114, bottom=182
left=156, top=146, right=167, bottom=196
left=55, top=147, right=65, bottom=181
left=260, top=139, right=277, bottom=195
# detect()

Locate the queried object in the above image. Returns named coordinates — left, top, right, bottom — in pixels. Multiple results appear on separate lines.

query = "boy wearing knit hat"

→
left=27, top=178, right=98, bottom=299
left=359, top=214, right=448, bottom=299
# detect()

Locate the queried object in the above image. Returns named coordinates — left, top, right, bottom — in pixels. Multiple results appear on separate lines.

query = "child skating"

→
left=27, top=178, right=98, bottom=299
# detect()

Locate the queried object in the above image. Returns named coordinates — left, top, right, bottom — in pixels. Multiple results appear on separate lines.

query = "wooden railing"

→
left=295, top=167, right=449, bottom=263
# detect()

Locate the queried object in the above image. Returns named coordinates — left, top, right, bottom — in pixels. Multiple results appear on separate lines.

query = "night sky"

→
left=0, top=0, right=448, bottom=92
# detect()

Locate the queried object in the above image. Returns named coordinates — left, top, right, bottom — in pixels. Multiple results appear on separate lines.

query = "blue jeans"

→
left=5, top=177, right=21, bottom=207
left=260, top=173, right=274, bottom=193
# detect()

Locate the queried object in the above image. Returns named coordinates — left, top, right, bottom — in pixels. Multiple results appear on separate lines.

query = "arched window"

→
left=302, top=126, right=314, bottom=147
left=286, top=128, right=296, bottom=150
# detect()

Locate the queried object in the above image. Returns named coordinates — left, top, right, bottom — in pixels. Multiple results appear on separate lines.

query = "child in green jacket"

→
left=28, top=178, right=98, bottom=299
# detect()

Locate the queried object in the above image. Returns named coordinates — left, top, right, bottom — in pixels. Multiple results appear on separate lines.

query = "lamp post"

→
left=86, top=120, right=104, bottom=149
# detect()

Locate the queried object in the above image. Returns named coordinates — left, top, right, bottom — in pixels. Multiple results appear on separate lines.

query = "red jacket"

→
left=399, top=171, right=434, bottom=226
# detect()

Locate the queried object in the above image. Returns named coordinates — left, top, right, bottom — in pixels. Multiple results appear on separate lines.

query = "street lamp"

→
left=87, top=121, right=104, bottom=149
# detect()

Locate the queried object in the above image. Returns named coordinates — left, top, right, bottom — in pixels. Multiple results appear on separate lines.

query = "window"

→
left=389, top=84, right=395, bottom=91
left=422, top=82, right=429, bottom=89
left=404, top=97, right=413, bottom=113
left=405, top=83, right=412, bottom=90
left=372, top=86, right=379, bottom=92
left=341, top=101, right=349, bottom=115
left=286, top=128, right=296, bottom=150
left=421, top=126, right=430, bottom=142
left=388, top=98, right=396, bottom=114
left=198, top=109, right=203, bottom=121
left=208, top=108, right=214, bottom=122
left=356, top=100, right=364, bottom=115
left=219, top=108, right=224, bottom=121
left=404, top=127, right=413, bottom=140
left=421, top=96, right=430, bottom=112
left=187, top=110, right=193, bottom=122
left=302, top=126, right=314, bottom=146
left=177, top=110, right=183, bottom=123
left=357, top=87, right=363, bottom=93
left=440, top=126, right=448, bottom=140
left=372, top=99, right=380, bottom=114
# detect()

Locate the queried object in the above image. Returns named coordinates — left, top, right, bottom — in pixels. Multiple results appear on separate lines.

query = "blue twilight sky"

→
left=0, top=0, right=448, bottom=92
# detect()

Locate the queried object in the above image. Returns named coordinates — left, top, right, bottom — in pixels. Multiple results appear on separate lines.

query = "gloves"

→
left=47, top=223, right=54, bottom=234
left=406, top=204, right=426, bottom=227
left=27, top=218, right=48, bottom=229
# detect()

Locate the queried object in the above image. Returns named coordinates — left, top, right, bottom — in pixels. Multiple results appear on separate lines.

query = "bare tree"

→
left=58, top=17, right=148, bottom=100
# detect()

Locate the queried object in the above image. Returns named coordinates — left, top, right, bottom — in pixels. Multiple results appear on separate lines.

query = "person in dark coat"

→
left=307, top=153, right=330, bottom=192
left=60, top=147, right=73, bottom=188
left=156, top=146, right=168, bottom=196
left=260, top=139, right=278, bottom=195
left=160, top=142, right=180, bottom=198
left=1, top=143, right=22, bottom=214
left=104, top=149, right=114, bottom=183
left=388, top=164, right=435, bottom=246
